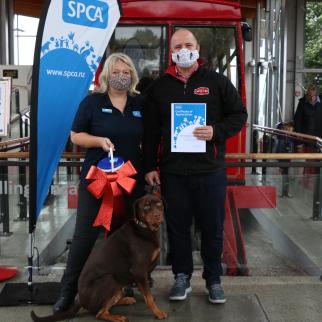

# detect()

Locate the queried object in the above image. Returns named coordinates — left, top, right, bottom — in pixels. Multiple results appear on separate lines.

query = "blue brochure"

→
left=171, top=103, right=206, bottom=152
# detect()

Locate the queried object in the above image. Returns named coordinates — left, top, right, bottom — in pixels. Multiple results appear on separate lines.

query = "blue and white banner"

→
left=30, top=0, right=122, bottom=230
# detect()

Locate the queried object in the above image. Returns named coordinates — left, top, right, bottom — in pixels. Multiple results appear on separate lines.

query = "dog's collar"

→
left=133, top=217, right=148, bottom=229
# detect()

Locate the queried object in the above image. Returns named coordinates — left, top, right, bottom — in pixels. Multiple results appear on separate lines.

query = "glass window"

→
left=174, top=26, right=239, bottom=90
left=108, top=26, right=167, bottom=93
left=14, top=15, right=39, bottom=65
left=304, top=1, right=322, bottom=69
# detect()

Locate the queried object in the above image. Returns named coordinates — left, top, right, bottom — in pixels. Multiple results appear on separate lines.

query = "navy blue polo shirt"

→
left=72, top=92, right=143, bottom=182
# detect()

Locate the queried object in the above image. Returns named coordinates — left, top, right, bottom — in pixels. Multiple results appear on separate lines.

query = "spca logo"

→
left=63, top=0, right=108, bottom=29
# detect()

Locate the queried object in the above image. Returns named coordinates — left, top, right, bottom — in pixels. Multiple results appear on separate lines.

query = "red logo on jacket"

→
left=194, top=87, right=209, bottom=95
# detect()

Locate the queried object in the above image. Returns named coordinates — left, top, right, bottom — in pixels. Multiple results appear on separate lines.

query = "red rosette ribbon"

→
left=86, top=161, right=137, bottom=232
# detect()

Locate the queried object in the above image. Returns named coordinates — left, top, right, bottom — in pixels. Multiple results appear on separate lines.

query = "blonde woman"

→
left=53, top=53, right=144, bottom=313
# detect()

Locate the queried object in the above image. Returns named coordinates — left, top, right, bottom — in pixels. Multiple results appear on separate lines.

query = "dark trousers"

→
left=59, top=179, right=144, bottom=298
left=161, top=170, right=227, bottom=286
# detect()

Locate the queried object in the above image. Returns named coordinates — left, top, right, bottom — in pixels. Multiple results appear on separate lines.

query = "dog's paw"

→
left=155, top=311, right=168, bottom=319
left=115, top=315, right=129, bottom=322
left=118, top=296, right=136, bottom=305
left=103, top=314, right=128, bottom=322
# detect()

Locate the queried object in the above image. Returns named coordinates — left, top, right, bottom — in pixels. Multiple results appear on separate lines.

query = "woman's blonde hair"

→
left=95, top=53, right=140, bottom=96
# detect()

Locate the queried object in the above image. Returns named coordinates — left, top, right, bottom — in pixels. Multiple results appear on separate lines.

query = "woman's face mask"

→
left=108, top=74, right=131, bottom=91
left=171, top=48, right=199, bottom=68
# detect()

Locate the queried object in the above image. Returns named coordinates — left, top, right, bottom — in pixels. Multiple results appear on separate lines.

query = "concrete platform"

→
left=246, top=172, right=322, bottom=276
left=0, top=187, right=76, bottom=268
left=1, top=160, right=322, bottom=321
left=1, top=272, right=322, bottom=322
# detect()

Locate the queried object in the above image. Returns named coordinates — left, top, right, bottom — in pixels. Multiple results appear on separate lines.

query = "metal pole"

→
left=19, top=114, right=23, bottom=139
left=312, top=147, right=322, bottom=220
left=262, top=133, right=268, bottom=184
left=0, top=0, right=9, bottom=64
left=251, top=129, right=258, bottom=174
left=0, top=165, right=12, bottom=236
left=7, top=0, right=14, bottom=64
left=27, top=233, right=34, bottom=295
left=24, top=116, right=29, bottom=137
left=280, top=166, right=290, bottom=198
left=16, top=164, right=27, bottom=221
left=251, top=1, right=261, bottom=175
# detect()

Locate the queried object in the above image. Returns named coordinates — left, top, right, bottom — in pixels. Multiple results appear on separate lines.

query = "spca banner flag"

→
left=30, top=0, right=122, bottom=229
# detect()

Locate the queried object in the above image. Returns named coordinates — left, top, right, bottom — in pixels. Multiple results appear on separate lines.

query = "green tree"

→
left=303, top=2, right=322, bottom=90
left=304, top=2, right=322, bottom=68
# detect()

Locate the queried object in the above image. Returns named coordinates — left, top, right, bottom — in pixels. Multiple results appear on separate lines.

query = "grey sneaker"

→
left=169, top=273, right=192, bottom=300
left=207, top=284, right=226, bottom=304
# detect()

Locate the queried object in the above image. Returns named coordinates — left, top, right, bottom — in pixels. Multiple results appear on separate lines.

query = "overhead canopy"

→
left=13, top=0, right=265, bottom=19
left=13, top=0, right=43, bottom=17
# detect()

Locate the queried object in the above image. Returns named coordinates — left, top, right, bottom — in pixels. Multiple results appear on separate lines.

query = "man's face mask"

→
left=171, top=48, right=199, bottom=68
left=108, top=74, right=131, bottom=91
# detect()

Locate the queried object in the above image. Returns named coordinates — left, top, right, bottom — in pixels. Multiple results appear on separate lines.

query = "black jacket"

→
left=142, top=66, right=247, bottom=175
left=294, top=96, right=322, bottom=138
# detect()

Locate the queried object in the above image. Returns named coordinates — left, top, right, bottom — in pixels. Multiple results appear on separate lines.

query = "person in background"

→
left=53, top=53, right=144, bottom=313
left=294, top=82, right=322, bottom=174
left=294, top=82, right=322, bottom=144
left=143, top=28, right=247, bottom=304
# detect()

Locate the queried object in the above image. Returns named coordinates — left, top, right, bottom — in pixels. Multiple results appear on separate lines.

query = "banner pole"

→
left=27, top=233, right=33, bottom=294
left=27, top=0, right=51, bottom=295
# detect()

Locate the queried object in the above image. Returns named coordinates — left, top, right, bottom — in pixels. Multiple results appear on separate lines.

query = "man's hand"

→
left=145, top=171, right=160, bottom=186
left=193, top=126, right=214, bottom=141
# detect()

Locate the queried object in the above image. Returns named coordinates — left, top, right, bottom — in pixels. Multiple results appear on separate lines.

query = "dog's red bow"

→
left=86, top=161, right=137, bottom=232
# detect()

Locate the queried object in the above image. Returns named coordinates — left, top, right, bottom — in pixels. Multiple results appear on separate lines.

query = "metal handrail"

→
left=0, top=137, right=29, bottom=148
left=253, top=124, right=322, bottom=148
left=0, top=137, right=30, bottom=151
left=0, top=151, right=321, bottom=160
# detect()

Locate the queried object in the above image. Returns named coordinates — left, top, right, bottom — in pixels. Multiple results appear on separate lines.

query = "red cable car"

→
left=103, top=0, right=248, bottom=182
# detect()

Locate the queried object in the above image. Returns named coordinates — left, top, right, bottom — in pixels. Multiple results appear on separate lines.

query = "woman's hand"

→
left=193, top=126, right=214, bottom=141
left=70, top=131, right=115, bottom=151
left=99, top=137, right=115, bottom=152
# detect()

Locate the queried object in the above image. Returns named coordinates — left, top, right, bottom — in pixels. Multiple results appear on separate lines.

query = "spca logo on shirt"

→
left=63, top=0, right=109, bottom=29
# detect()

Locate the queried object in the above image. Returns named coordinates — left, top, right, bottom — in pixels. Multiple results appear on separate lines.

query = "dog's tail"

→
left=30, top=301, right=81, bottom=322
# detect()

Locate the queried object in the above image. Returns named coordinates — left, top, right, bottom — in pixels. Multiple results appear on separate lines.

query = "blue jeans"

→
left=161, top=170, right=227, bottom=285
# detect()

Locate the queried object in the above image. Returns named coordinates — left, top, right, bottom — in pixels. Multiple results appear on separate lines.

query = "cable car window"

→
left=108, top=26, right=167, bottom=93
left=174, top=26, right=239, bottom=89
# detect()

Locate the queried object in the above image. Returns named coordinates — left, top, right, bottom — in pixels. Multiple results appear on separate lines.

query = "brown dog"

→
left=31, top=194, right=167, bottom=322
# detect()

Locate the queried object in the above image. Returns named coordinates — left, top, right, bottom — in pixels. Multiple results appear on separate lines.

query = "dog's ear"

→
left=132, top=198, right=141, bottom=218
